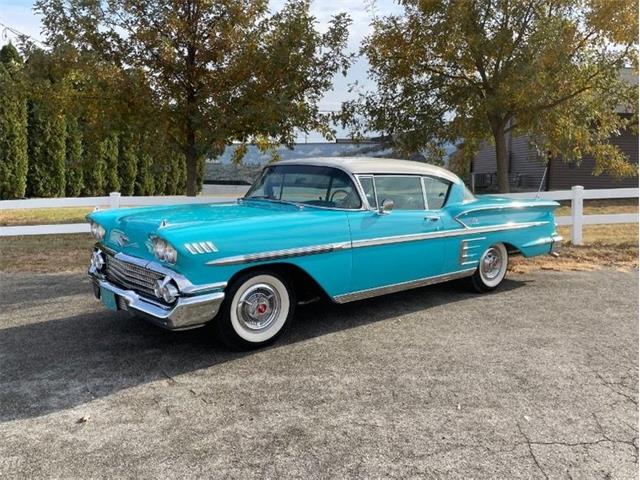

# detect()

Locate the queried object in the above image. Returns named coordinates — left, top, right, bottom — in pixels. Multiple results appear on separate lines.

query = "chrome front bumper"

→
left=91, top=277, right=225, bottom=330
left=88, top=247, right=226, bottom=330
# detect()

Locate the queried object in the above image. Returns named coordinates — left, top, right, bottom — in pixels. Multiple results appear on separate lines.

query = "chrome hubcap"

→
left=481, top=248, right=502, bottom=280
left=236, top=283, right=281, bottom=331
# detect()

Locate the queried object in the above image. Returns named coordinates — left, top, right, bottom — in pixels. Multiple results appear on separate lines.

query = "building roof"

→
left=277, top=157, right=461, bottom=183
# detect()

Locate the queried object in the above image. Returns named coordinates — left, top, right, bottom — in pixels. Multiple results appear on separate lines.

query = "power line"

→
left=0, top=21, right=46, bottom=46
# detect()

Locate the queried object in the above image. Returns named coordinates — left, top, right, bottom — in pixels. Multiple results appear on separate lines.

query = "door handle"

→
left=424, top=215, right=440, bottom=222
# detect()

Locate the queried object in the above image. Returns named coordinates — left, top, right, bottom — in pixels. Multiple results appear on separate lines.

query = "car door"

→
left=346, top=175, right=446, bottom=293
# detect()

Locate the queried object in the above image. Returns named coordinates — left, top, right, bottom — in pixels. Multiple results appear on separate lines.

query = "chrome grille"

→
left=105, top=254, right=164, bottom=299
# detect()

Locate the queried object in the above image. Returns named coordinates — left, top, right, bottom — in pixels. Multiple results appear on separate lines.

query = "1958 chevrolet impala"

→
left=87, top=157, right=561, bottom=349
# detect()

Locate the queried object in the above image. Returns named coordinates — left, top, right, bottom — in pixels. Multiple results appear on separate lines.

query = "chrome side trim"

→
left=206, top=242, right=352, bottom=266
left=350, top=221, right=548, bottom=249
left=454, top=203, right=556, bottom=228
left=459, top=237, right=485, bottom=266
left=185, top=241, right=218, bottom=254
left=206, top=221, right=548, bottom=266
left=333, top=268, right=476, bottom=304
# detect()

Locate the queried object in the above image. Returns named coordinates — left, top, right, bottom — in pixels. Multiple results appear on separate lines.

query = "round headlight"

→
left=151, top=237, right=177, bottom=263
left=164, top=245, right=177, bottom=264
left=90, top=222, right=106, bottom=241
left=153, top=238, right=167, bottom=259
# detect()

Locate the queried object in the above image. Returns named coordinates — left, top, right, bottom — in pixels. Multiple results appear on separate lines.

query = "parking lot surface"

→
left=0, top=269, right=637, bottom=479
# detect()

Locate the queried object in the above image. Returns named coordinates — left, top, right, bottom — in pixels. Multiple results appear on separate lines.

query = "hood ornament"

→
left=159, top=219, right=169, bottom=228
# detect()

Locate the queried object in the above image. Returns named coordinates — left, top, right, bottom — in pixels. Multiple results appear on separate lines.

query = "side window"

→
left=423, top=176, right=452, bottom=209
left=358, top=176, right=377, bottom=208
left=374, top=176, right=425, bottom=210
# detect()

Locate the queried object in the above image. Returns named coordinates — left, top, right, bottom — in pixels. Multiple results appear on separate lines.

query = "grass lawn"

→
left=0, top=207, right=94, bottom=226
left=555, top=198, right=638, bottom=216
left=0, top=233, right=95, bottom=273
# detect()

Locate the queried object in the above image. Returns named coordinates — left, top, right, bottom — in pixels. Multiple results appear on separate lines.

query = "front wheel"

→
left=469, top=243, right=508, bottom=293
left=214, top=270, right=295, bottom=350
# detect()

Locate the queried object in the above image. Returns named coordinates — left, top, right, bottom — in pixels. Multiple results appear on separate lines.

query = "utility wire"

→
left=0, top=20, right=46, bottom=46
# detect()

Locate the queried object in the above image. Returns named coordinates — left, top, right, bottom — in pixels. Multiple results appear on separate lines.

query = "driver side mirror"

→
left=378, top=198, right=394, bottom=215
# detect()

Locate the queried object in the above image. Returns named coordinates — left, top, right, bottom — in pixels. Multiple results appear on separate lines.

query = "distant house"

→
left=468, top=69, right=638, bottom=192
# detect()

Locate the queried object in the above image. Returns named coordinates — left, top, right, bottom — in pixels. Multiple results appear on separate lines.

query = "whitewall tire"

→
left=470, top=243, right=508, bottom=292
left=215, top=270, right=295, bottom=350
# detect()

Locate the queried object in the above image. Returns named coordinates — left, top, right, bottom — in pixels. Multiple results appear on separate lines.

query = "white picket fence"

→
left=0, top=187, right=637, bottom=245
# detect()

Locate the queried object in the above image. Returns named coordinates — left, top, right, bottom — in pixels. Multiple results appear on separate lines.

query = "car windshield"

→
left=245, top=165, right=362, bottom=209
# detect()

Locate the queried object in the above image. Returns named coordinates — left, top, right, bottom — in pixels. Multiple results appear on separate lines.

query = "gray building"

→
left=469, top=69, right=638, bottom=192
left=469, top=120, right=638, bottom=192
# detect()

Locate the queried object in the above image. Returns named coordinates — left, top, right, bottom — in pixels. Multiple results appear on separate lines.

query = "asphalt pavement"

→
left=0, top=269, right=637, bottom=479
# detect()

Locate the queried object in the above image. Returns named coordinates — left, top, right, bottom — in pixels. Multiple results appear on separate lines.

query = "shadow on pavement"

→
left=0, top=277, right=528, bottom=422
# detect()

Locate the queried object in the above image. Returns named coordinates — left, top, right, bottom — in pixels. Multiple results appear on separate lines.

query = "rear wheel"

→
left=469, top=243, right=508, bottom=293
left=214, top=270, right=295, bottom=350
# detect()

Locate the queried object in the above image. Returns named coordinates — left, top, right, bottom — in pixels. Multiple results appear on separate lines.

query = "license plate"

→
left=100, top=287, right=118, bottom=311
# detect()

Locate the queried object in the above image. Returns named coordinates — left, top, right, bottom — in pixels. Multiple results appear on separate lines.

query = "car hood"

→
left=89, top=200, right=303, bottom=260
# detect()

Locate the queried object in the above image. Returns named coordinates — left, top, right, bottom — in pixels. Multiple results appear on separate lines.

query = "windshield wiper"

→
left=243, top=196, right=304, bottom=209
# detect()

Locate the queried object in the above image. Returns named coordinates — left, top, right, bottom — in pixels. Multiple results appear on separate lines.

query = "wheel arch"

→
left=502, top=241, right=523, bottom=257
left=225, top=262, right=331, bottom=303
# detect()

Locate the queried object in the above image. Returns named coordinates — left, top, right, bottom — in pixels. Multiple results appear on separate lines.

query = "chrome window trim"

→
left=422, top=175, right=453, bottom=210
left=421, top=176, right=430, bottom=210
left=370, top=174, right=427, bottom=211
left=333, top=268, right=476, bottom=303
left=205, top=221, right=548, bottom=266
left=207, top=242, right=352, bottom=266
left=354, top=174, right=378, bottom=210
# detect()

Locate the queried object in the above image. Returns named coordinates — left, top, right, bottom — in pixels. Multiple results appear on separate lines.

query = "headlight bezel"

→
left=90, top=221, right=106, bottom=241
left=150, top=236, right=178, bottom=264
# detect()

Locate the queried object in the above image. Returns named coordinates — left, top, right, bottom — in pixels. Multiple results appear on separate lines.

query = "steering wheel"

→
left=330, top=189, right=350, bottom=203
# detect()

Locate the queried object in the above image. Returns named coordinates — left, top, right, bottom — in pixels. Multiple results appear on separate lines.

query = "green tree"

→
left=36, top=0, right=353, bottom=196
left=26, top=102, right=66, bottom=197
left=103, top=133, right=120, bottom=193
left=174, top=152, right=187, bottom=195
left=65, top=116, right=84, bottom=196
left=118, top=132, right=138, bottom=196
left=135, top=146, right=154, bottom=196
left=0, top=44, right=29, bottom=199
left=165, top=151, right=187, bottom=195
left=351, top=0, right=638, bottom=192
left=82, top=136, right=106, bottom=196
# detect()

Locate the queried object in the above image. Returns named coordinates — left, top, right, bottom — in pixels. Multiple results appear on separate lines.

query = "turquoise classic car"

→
left=87, top=157, right=561, bottom=349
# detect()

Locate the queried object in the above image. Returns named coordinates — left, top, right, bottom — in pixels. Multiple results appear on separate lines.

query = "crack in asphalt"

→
left=592, top=370, right=639, bottom=406
left=517, top=423, right=549, bottom=480
left=517, top=413, right=640, bottom=479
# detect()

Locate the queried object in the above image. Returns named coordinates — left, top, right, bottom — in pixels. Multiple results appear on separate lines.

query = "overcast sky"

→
left=1, top=0, right=404, bottom=141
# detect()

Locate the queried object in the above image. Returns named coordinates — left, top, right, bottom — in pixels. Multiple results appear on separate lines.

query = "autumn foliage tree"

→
left=36, top=0, right=353, bottom=195
left=349, top=0, right=638, bottom=192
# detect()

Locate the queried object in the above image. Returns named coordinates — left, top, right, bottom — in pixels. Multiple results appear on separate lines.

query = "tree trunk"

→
left=491, top=121, right=510, bottom=193
left=185, top=147, right=199, bottom=196
left=185, top=106, right=199, bottom=196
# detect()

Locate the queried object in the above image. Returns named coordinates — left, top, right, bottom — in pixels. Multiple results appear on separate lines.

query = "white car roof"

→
left=276, top=157, right=461, bottom=183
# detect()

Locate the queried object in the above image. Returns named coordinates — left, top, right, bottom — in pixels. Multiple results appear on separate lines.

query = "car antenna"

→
left=536, top=164, right=548, bottom=199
